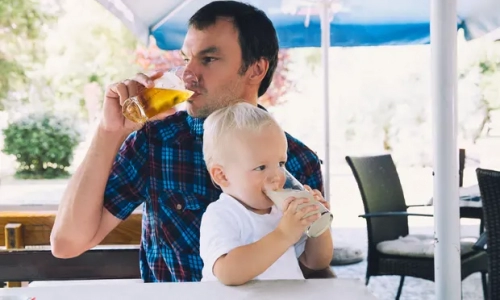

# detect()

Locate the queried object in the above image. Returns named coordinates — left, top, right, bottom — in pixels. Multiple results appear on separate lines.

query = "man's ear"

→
left=248, top=58, right=269, bottom=84
left=209, top=164, right=229, bottom=188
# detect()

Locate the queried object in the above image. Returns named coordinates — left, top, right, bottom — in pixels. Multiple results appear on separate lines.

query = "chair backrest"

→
left=459, top=148, right=466, bottom=187
left=476, top=167, right=500, bottom=299
left=346, top=154, right=409, bottom=247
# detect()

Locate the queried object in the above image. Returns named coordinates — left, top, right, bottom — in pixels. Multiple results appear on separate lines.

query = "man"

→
left=50, top=1, right=335, bottom=281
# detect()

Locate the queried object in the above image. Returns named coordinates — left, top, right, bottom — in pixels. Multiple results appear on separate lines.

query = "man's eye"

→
left=183, top=58, right=190, bottom=63
left=202, top=57, right=216, bottom=64
left=279, top=161, right=286, bottom=167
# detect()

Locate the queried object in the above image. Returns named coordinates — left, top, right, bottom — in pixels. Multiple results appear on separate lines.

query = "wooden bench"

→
left=0, top=210, right=142, bottom=287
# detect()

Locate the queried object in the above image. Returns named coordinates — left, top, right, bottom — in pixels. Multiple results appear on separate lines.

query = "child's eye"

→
left=279, top=161, right=286, bottom=167
left=254, top=165, right=266, bottom=171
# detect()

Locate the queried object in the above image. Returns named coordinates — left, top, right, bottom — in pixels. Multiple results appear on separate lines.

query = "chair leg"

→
left=481, top=272, right=488, bottom=300
left=395, top=276, right=405, bottom=300
left=365, top=276, right=370, bottom=285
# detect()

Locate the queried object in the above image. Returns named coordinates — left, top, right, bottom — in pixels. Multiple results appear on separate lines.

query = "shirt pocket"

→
left=154, top=190, right=208, bottom=254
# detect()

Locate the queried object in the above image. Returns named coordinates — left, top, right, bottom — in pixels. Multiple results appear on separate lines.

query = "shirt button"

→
left=176, top=204, right=183, bottom=210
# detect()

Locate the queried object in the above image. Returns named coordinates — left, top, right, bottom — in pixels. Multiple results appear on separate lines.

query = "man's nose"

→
left=182, top=67, right=199, bottom=89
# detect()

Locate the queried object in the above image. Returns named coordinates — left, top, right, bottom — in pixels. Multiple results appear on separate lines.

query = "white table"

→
left=428, top=184, right=482, bottom=208
left=0, top=279, right=377, bottom=300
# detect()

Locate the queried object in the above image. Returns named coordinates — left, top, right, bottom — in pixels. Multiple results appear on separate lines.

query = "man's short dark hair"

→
left=189, top=1, right=279, bottom=97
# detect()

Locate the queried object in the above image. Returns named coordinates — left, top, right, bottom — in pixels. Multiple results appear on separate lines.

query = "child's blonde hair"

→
left=203, top=102, right=281, bottom=169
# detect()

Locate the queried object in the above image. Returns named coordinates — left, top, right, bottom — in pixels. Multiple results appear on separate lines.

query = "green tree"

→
left=0, top=0, right=57, bottom=110
left=42, top=0, right=140, bottom=121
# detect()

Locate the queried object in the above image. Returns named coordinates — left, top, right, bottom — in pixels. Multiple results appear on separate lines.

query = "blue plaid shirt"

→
left=103, top=107, right=324, bottom=282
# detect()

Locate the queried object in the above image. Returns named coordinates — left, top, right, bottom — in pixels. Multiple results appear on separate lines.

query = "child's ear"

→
left=209, top=164, right=229, bottom=188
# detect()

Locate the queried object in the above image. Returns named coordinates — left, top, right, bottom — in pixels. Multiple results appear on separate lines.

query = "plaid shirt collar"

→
left=186, top=115, right=205, bottom=136
left=185, top=104, right=268, bottom=136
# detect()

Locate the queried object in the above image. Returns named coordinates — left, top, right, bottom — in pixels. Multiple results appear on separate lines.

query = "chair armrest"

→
left=407, top=203, right=432, bottom=208
left=473, top=232, right=487, bottom=251
left=359, top=212, right=434, bottom=218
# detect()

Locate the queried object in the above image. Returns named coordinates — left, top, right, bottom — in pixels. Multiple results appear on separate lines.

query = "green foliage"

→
left=0, top=58, right=25, bottom=109
left=0, top=0, right=58, bottom=110
left=35, top=0, right=140, bottom=119
left=2, top=111, right=82, bottom=179
left=1, top=0, right=139, bottom=116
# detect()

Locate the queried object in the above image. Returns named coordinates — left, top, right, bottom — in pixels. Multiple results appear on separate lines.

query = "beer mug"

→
left=122, top=66, right=198, bottom=124
left=265, top=170, right=333, bottom=238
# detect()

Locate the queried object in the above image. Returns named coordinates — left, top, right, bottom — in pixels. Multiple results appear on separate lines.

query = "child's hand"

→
left=276, top=196, right=320, bottom=245
left=304, top=185, right=330, bottom=210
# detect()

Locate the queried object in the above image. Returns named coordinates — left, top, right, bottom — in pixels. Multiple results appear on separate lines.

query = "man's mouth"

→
left=187, top=91, right=201, bottom=102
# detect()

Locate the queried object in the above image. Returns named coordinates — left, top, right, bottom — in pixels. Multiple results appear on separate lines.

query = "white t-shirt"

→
left=200, top=193, right=307, bottom=282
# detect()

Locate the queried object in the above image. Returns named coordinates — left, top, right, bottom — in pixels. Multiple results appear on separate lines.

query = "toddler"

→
left=199, top=102, right=333, bottom=285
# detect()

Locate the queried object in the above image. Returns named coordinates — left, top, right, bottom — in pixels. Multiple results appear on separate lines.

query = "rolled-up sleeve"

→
left=103, top=127, right=149, bottom=220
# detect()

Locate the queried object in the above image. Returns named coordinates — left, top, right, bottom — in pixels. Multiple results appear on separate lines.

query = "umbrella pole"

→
left=431, top=0, right=461, bottom=298
left=320, top=0, right=331, bottom=202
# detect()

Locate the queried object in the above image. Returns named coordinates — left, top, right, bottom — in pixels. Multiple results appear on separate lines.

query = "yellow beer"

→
left=122, top=88, right=194, bottom=124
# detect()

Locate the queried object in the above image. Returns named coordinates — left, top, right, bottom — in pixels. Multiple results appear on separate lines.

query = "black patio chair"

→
left=345, top=154, right=488, bottom=300
left=476, top=168, right=500, bottom=299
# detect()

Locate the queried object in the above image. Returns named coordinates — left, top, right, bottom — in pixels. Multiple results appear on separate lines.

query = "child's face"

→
left=221, top=124, right=287, bottom=213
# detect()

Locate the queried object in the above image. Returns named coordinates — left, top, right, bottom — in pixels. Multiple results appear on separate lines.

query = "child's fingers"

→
left=282, top=196, right=296, bottom=211
left=319, top=199, right=331, bottom=210
left=301, top=212, right=321, bottom=225
left=311, top=189, right=323, bottom=197
left=284, top=197, right=310, bottom=213
left=298, top=203, right=319, bottom=216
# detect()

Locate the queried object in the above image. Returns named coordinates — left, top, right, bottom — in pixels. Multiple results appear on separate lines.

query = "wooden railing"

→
left=0, top=210, right=142, bottom=287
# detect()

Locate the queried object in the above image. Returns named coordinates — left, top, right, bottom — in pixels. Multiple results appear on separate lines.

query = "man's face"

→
left=181, top=18, right=249, bottom=118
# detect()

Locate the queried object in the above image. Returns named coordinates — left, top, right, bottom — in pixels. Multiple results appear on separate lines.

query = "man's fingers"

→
left=134, top=73, right=156, bottom=88
left=113, top=82, right=129, bottom=106
left=135, top=71, right=165, bottom=88
left=108, top=71, right=164, bottom=107
left=125, top=80, right=139, bottom=101
left=148, top=70, right=164, bottom=81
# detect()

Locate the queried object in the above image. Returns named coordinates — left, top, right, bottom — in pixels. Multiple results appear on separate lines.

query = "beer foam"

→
left=154, top=72, right=185, bottom=90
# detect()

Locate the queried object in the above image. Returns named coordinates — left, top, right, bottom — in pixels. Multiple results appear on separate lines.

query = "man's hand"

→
left=100, top=71, right=164, bottom=134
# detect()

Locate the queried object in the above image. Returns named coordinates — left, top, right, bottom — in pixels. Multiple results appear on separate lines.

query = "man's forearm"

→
left=50, top=126, right=129, bottom=256
left=213, top=229, right=292, bottom=286
left=301, top=229, right=333, bottom=270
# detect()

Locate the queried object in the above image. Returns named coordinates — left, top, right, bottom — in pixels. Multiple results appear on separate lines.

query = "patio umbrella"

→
left=96, top=0, right=500, bottom=49
left=96, top=0, right=500, bottom=298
